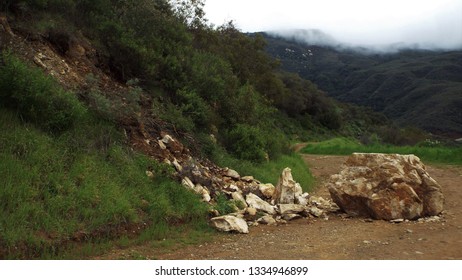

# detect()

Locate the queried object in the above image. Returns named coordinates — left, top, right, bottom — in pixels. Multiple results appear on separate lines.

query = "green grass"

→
left=301, top=137, right=462, bottom=165
left=0, top=109, right=210, bottom=259
left=212, top=148, right=315, bottom=192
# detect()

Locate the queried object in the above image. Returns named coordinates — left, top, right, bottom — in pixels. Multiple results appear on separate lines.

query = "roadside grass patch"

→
left=301, top=137, right=462, bottom=165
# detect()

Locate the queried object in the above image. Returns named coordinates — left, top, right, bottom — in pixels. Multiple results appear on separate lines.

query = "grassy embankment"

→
left=0, top=52, right=211, bottom=259
left=301, top=137, right=462, bottom=165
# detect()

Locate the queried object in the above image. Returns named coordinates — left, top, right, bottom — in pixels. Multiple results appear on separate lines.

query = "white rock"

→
left=241, top=176, right=255, bottom=182
left=282, top=213, right=302, bottom=221
left=225, top=168, right=240, bottom=179
left=246, top=207, right=257, bottom=216
left=158, top=140, right=167, bottom=150
left=259, top=183, right=276, bottom=198
left=172, top=158, right=182, bottom=172
left=307, top=206, right=324, bottom=217
left=210, top=215, right=249, bottom=234
left=278, top=204, right=306, bottom=215
left=274, top=168, right=303, bottom=204
left=295, top=192, right=310, bottom=206
left=257, top=215, right=277, bottom=225
left=145, top=170, right=155, bottom=178
left=231, top=192, right=248, bottom=208
left=181, top=177, right=195, bottom=190
left=246, top=193, right=276, bottom=215
left=161, top=134, right=175, bottom=144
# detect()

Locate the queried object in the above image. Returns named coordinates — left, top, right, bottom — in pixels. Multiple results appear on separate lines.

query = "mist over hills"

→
left=258, top=30, right=462, bottom=137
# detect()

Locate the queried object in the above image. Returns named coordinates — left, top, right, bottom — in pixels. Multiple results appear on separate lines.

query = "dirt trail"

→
left=102, top=155, right=462, bottom=260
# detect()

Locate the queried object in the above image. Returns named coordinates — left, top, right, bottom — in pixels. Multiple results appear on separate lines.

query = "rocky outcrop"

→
left=327, top=153, right=444, bottom=220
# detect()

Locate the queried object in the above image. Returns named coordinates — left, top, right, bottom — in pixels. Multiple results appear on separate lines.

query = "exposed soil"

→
left=144, top=154, right=462, bottom=260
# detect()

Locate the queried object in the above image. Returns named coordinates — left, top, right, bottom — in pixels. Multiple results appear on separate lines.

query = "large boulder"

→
left=210, top=215, right=249, bottom=234
left=327, top=153, right=444, bottom=220
left=273, top=168, right=303, bottom=204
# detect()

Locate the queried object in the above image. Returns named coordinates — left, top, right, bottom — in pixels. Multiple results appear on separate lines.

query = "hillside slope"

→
left=260, top=32, right=462, bottom=137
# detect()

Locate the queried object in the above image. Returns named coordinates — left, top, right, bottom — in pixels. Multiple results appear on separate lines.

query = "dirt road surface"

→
left=103, top=155, right=462, bottom=260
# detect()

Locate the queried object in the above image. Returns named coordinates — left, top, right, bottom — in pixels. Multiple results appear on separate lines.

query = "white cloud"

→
left=204, top=0, right=462, bottom=49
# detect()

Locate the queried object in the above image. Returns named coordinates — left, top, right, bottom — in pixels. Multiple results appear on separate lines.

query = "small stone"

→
left=363, top=240, right=372, bottom=245
left=415, top=251, right=424, bottom=255
left=231, top=192, right=248, bottom=208
left=307, top=206, right=324, bottom=217
left=181, top=177, right=195, bottom=189
left=158, top=140, right=167, bottom=150
left=145, top=170, right=155, bottom=178
left=225, top=168, right=240, bottom=179
left=172, top=158, right=182, bottom=172
left=259, top=183, right=276, bottom=198
left=278, top=204, right=306, bottom=215
left=282, top=214, right=302, bottom=221
left=257, top=215, right=277, bottom=225
left=390, top=219, right=404, bottom=223
left=406, top=229, right=413, bottom=234
left=245, top=207, right=257, bottom=216
left=210, top=215, right=249, bottom=234
left=241, top=176, right=255, bottom=182
left=161, top=134, right=175, bottom=144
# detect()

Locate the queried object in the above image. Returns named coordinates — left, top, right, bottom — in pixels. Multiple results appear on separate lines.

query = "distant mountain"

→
left=257, top=31, right=462, bottom=137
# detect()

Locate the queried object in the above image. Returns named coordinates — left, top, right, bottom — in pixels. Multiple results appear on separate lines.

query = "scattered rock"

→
left=245, top=207, right=257, bottom=216
left=282, top=213, right=302, bottom=221
left=295, top=193, right=310, bottom=206
left=327, top=153, right=445, bottom=220
left=307, top=206, right=324, bottom=217
left=181, top=177, right=195, bottom=190
left=224, top=168, right=240, bottom=180
left=145, top=170, right=155, bottom=178
left=246, top=193, right=276, bottom=215
left=278, top=204, right=306, bottom=215
left=210, top=215, right=249, bottom=234
left=172, top=158, right=182, bottom=172
left=259, top=183, right=276, bottom=198
left=241, top=176, right=255, bottom=182
left=231, top=192, right=248, bottom=208
left=158, top=140, right=167, bottom=150
left=257, top=215, right=277, bottom=225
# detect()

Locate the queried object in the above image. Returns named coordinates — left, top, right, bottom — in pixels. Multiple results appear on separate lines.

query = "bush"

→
left=0, top=52, right=86, bottom=133
left=226, top=124, right=267, bottom=162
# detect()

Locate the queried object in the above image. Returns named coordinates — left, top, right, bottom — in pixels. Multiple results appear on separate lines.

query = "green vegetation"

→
left=301, top=138, right=462, bottom=165
left=262, top=32, right=462, bottom=135
left=0, top=51, right=86, bottom=133
left=2, top=0, right=378, bottom=162
left=0, top=53, right=208, bottom=259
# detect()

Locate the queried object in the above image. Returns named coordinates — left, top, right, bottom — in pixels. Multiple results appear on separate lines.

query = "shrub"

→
left=226, top=124, right=267, bottom=162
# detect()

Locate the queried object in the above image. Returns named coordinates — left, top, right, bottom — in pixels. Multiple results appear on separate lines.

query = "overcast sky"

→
left=204, top=0, right=462, bottom=49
